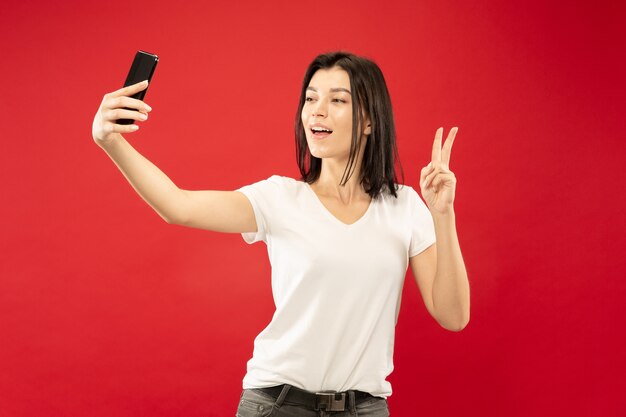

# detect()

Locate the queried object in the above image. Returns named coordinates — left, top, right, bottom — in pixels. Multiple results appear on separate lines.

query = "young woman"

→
left=92, top=51, right=470, bottom=417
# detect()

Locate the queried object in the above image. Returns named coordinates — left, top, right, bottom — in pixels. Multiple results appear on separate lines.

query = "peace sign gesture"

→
left=420, top=127, right=458, bottom=215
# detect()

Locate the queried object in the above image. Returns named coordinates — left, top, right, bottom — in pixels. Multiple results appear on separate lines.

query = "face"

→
left=301, top=66, right=371, bottom=162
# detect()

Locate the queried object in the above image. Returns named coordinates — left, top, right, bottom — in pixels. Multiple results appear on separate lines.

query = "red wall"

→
left=1, top=1, right=624, bottom=416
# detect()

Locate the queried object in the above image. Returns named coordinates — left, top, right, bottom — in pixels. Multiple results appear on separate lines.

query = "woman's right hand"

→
left=92, top=80, right=153, bottom=146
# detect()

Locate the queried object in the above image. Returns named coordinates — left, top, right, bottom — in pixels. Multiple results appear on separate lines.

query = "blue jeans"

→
left=236, top=385, right=390, bottom=417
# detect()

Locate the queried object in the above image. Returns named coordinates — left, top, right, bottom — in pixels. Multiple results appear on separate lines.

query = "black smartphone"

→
left=116, top=50, right=159, bottom=125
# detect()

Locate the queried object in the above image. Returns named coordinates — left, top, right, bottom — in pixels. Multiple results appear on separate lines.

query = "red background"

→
left=1, top=1, right=625, bottom=416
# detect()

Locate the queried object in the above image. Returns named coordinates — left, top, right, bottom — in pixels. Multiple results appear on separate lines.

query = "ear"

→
left=363, top=116, right=372, bottom=136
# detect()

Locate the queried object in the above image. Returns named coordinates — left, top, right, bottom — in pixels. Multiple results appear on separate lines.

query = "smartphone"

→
left=116, top=50, right=159, bottom=125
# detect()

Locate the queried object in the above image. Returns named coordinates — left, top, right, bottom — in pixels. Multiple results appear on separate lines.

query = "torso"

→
left=236, top=175, right=437, bottom=397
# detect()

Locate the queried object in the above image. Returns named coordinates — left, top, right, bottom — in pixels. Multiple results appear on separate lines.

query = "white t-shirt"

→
left=237, top=175, right=436, bottom=398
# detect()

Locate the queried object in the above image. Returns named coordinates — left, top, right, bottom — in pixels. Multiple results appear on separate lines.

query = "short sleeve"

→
left=236, top=175, right=283, bottom=244
left=407, top=187, right=437, bottom=257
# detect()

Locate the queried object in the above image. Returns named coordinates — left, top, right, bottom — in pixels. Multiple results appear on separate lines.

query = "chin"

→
left=307, top=144, right=332, bottom=160
left=308, top=147, right=324, bottom=159
left=306, top=141, right=321, bottom=158
left=306, top=138, right=349, bottom=161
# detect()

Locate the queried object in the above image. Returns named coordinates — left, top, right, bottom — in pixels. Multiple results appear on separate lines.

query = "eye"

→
left=305, top=97, right=315, bottom=102
left=332, top=98, right=347, bottom=103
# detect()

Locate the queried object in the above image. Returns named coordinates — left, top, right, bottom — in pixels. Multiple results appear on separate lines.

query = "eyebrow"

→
left=306, top=87, right=352, bottom=95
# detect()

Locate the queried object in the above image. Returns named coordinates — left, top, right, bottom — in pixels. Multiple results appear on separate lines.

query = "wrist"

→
left=95, top=133, right=123, bottom=151
left=431, top=207, right=455, bottom=222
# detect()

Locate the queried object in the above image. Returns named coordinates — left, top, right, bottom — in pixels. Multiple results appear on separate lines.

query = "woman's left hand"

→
left=420, top=127, right=458, bottom=215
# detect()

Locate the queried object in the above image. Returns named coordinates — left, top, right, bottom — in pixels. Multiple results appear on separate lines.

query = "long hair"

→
left=295, top=51, right=403, bottom=199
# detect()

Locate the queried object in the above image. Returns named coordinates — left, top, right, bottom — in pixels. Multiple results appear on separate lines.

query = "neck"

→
left=313, top=142, right=369, bottom=204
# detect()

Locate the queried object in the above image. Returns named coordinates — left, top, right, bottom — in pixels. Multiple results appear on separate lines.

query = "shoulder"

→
left=238, top=175, right=302, bottom=198
left=258, top=175, right=302, bottom=191
left=267, top=175, right=299, bottom=187
left=395, top=184, right=417, bottom=199
left=379, top=184, right=419, bottom=206
left=378, top=184, right=430, bottom=217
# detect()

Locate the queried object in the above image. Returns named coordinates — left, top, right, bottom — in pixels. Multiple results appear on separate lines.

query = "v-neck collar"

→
left=303, top=182, right=374, bottom=228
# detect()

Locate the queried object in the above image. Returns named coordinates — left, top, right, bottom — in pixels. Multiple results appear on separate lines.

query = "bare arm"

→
left=410, top=127, right=470, bottom=331
left=92, top=81, right=256, bottom=232
left=410, top=211, right=470, bottom=332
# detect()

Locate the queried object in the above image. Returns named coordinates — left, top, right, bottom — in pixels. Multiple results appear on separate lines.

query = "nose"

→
left=311, top=98, right=327, bottom=118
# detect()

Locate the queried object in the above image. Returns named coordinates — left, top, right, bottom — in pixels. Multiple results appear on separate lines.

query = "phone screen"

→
left=117, top=50, right=159, bottom=125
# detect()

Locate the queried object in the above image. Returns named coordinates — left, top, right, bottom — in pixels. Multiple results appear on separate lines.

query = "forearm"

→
left=97, top=134, right=186, bottom=223
left=431, top=210, right=470, bottom=331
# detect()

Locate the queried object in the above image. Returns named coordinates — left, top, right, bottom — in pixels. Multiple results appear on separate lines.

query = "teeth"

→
left=312, top=127, right=332, bottom=133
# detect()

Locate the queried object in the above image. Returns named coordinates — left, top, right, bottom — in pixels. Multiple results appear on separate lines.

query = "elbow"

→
left=442, top=319, right=469, bottom=332
left=162, top=212, right=184, bottom=225
left=164, top=190, right=189, bottom=226
left=164, top=216, right=177, bottom=225
left=161, top=202, right=188, bottom=225
left=437, top=312, right=470, bottom=332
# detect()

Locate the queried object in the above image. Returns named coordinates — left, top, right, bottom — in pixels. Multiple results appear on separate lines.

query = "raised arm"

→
left=411, top=127, right=469, bottom=332
left=92, top=81, right=256, bottom=233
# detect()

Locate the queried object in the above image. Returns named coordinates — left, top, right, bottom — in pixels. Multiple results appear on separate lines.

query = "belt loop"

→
left=348, top=390, right=357, bottom=415
left=275, top=384, right=291, bottom=408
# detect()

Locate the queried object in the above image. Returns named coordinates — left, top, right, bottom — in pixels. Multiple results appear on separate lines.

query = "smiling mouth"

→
left=311, top=127, right=333, bottom=138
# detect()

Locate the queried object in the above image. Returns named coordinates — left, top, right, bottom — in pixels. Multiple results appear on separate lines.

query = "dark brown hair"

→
left=295, top=51, right=403, bottom=198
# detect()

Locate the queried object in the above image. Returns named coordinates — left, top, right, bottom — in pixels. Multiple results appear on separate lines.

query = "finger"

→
left=104, top=121, right=140, bottom=134
left=441, top=127, right=458, bottom=167
left=431, top=127, right=443, bottom=163
left=105, top=108, right=149, bottom=123
left=104, top=95, right=152, bottom=113
left=420, top=162, right=434, bottom=181
left=109, top=80, right=149, bottom=98
left=422, top=165, right=454, bottom=189
left=422, top=169, right=438, bottom=190
left=432, top=172, right=456, bottom=189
